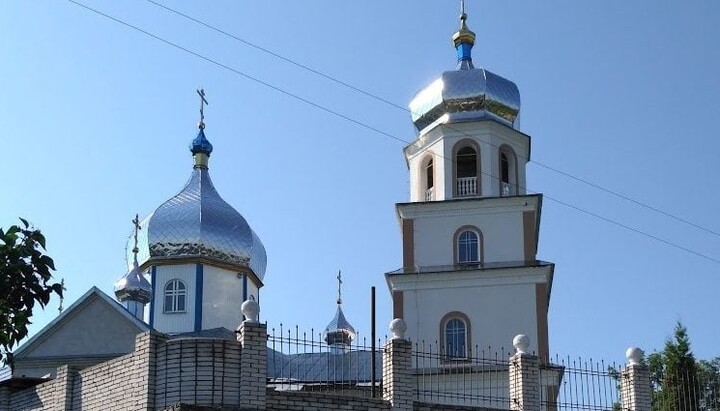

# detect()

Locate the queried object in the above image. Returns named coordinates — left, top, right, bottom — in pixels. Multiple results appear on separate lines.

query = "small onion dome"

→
left=323, top=305, right=356, bottom=347
left=128, top=128, right=267, bottom=281
left=114, top=260, right=152, bottom=304
left=408, top=7, right=520, bottom=133
left=190, top=128, right=213, bottom=155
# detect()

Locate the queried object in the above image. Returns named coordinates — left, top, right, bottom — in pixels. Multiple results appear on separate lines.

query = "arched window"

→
left=499, top=146, right=517, bottom=196
left=457, top=230, right=480, bottom=263
left=445, top=319, right=467, bottom=358
left=424, top=158, right=434, bottom=201
left=164, top=279, right=187, bottom=313
left=454, top=144, right=479, bottom=197
left=439, top=312, right=471, bottom=360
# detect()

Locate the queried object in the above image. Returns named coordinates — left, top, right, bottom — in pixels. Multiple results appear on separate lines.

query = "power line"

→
left=143, top=0, right=720, bottom=240
left=63, top=0, right=720, bottom=266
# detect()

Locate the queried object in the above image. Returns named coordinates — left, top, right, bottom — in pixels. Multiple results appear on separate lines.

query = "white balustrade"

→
left=425, top=188, right=435, bottom=201
left=456, top=177, right=477, bottom=197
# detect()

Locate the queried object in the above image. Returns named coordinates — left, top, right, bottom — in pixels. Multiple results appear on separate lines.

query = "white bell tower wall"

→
left=406, top=121, right=530, bottom=202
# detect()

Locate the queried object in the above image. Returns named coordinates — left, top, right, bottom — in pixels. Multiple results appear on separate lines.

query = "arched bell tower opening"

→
left=452, top=139, right=481, bottom=198
left=422, top=155, right=435, bottom=201
left=499, top=145, right=518, bottom=196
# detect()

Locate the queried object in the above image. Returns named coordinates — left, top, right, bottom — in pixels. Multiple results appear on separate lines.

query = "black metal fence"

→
left=540, top=355, right=623, bottom=411
left=412, top=342, right=512, bottom=409
left=266, top=324, right=382, bottom=397
left=648, top=365, right=720, bottom=411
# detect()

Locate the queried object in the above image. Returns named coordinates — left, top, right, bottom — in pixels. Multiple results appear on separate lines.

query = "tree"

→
left=0, top=218, right=63, bottom=368
left=697, top=358, right=720, bottom=410
left=648, top=322, right=702, bottom=411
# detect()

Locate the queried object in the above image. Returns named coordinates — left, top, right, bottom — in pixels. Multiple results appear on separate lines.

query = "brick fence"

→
left=2, top=320, right=653, bottom=411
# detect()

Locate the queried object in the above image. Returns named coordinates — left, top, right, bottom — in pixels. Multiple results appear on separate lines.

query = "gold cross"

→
left=197, top=88, right=209, bottom=129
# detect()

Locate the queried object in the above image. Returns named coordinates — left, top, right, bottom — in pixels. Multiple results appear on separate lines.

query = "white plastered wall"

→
left=201, top=267, right=260, bottom=330
left=152, top=264, right=196, bottom=334
left=402, top=279, right=539, bottom=355
left=407, top=121, right=530, bottom=201
left=412, top=209, right=525, bottom=266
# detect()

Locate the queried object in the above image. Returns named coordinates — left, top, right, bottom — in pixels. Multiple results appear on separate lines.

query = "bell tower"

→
left=386, top=4, right=554, bottom=360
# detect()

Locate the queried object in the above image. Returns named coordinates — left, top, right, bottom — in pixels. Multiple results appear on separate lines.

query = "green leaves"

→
left=0, top=218, right=63, bottom=368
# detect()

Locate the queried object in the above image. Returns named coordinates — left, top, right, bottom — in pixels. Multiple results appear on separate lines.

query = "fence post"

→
left=52, top=365, right=77, bottom=411
left=620, top=347, right=652, bottom=411
left=382, top=318, right=413, bottom=411
left=509, top=334, right=540, bottom=411
left=237, top=300, right=267, bottom=410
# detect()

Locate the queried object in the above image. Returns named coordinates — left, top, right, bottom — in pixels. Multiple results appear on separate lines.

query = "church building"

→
left=0, top=3, right=560, bottom=410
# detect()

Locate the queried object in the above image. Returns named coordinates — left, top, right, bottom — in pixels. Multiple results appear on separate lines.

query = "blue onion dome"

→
left=190, top=128, right=213, bottom=155
left=324, top=306, right=356, bottom=347
left=409, top=8, right=520, bottom=133
left=128, top=127, right=267, bottom=282
left=114, top=259, right=152, bottom=304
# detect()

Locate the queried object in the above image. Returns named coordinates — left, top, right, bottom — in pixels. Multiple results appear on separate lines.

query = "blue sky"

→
left=2, top=1, right=719, bottom=363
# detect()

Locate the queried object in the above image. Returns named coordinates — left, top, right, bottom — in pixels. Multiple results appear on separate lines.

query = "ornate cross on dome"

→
left=57, top=278, right=66, bottom=315
left=336, top=270, right=343, bottom=305
left=131, top=213, right=141, bottom=257
left=197, top=88, right=209, bottom=129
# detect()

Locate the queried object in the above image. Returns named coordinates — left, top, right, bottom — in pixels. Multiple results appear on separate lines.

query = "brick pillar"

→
left=237, top=321, right=267, bottom=410
left=52, top=365, right=77, bottom=411
left=133, top=330, right=168, bottom=411
left=382, top=319, right=413, bottom=411
left=620, top=347, right=652, bottom=411
left=509, top=334, right=540, bottom=411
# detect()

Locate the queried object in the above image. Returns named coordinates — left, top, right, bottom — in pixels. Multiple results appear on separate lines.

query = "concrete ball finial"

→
left=389, top=318, right=407, bottom=340
left=626, top=347, right=644, bottom=366
left=241, top=299, right=260, bottom=323
left=513, top=334, right=530, bottom=354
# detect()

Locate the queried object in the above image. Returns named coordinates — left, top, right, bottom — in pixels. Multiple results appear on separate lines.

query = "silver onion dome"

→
left=324, top=305, right=356, bottom=348
left=115, top=259, right=152, bottom=304
left=128, top=127, right=267, bottom=281
left=116, top=214, right=153, bottom=304
left=409, top=6, right=520, bottom=133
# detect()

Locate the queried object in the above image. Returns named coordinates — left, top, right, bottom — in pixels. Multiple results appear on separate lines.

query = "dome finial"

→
left=336, top=270, right=343, bottom=305
left=452, top=0, right=476, bottom=70
left=197, top=88, right=208, bottom=130
left=131, top=213, right=141, bottom=265
left=190, top=88, right=213, bottom=168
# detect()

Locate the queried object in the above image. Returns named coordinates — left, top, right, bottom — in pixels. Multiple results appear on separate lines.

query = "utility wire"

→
left=64, top=0, right=720, bottom=266
left=144, top=0, right=720, bottom=240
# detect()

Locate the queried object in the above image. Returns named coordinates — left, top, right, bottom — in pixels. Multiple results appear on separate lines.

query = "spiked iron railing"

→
left=266, top=324, right=382, bottom=397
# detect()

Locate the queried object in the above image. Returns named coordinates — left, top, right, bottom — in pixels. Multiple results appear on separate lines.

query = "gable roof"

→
left=14, top=286, right=151, bottom=359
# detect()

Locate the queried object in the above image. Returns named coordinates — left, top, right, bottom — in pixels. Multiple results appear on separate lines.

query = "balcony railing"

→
left=425, top=187, right=435, bottom=201
left=456, top=177, right=477, bottom=197
left=500, top=182, right=517, bottom=197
